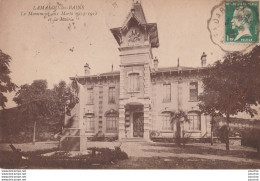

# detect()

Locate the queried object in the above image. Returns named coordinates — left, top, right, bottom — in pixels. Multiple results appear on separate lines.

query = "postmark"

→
left=208, top=0, right=259, bottom=52
left=225, top=1, right=259, bottom=43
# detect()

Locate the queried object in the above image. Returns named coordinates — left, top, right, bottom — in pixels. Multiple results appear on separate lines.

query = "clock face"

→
left=128, top=29, right=141, bottom=43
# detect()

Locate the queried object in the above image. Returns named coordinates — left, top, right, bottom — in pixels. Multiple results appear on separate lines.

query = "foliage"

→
left=169, top=110, right=189, bottom=146
left=171, top=110, right=189, bottom=122
left=0, top=50, right=17, bottom=108
left=198, top=52, right=258, bottom=117
left=239, top=45, right=260, bottom=104
left=52, top=80, right=77, bottom=116
left=199, top=45, right=260, bottom=117
left=198, top=46, right=260, bottom=150
left=64, top=80, right=80, bottom=116
left=217, top=125, right=229, bottom=143
left=13, top=79, right=76, bottom=122
left=241, top=129, right=260, bottom=150
left=149, top=130, right=161, bottom=139
left=12, top=79, right=77, bottom=142
left=88, top=131, right=118, bottom=142
left=91, top=131, right=105, bottom=141
left=0, top=146, right=128, bottom=169
left=13, top=80, right=56, bottom=119
left=52, top=80, right=77, bottom=132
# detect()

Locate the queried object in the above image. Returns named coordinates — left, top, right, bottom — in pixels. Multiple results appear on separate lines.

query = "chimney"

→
left=84, top=63, right=91, bottom=76
left=201, top=52, right=207, bottom=67
left=177, top=58, right=182, bottom=71
left=153, top=57, right=159, bottom=71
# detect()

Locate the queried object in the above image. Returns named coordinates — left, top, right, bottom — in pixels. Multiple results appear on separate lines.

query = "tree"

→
left=199, top=50, right=258, bottom=151
left=52, top=81, right=78, bottom=133
left=52, top=81, right=69, bottom=132
left=13, top=80, right=56, bottom=143
left=240, top=45, right=260, bottom=104
left=0, top=50, right=17, bottom=109
left=170, top=110, right=189, bottom=146
left=13, top=79, right=77, bottom=144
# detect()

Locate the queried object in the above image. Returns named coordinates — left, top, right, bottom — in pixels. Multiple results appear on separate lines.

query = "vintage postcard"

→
left=0, top=0, right=259, bottom=177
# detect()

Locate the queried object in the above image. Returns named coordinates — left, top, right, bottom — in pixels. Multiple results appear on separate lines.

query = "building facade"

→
left=61, top=2, right=211, bottom=151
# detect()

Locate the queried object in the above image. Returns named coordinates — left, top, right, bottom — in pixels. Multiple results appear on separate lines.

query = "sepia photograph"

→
left=0, top=0, right=259, bottom=174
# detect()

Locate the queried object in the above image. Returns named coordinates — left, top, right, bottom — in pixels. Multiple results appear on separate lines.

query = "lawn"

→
left=96, top=156, right=260, bottom=169
left=0, top=141, right=259, bottom=169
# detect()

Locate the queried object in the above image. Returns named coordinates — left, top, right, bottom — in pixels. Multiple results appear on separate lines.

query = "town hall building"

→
left=61, top=2, right=212, bottom=151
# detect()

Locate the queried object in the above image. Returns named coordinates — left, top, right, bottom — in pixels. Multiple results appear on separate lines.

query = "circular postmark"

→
left=208, top=0, right=259, bottom=52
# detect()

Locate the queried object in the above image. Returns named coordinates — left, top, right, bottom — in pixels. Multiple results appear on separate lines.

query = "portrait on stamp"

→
left=225, top=1, right=259, bottom=43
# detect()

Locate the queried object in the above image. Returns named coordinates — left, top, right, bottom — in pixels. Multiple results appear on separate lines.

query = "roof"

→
left=71, top=66, right=207, bottom=80
left=157, top=66, right=200, bottom=72
left=122, top=2, right=147, bottom=27
left=70, top=71, right=120, bottom=80
left=110, top=2, right=159, bottom=48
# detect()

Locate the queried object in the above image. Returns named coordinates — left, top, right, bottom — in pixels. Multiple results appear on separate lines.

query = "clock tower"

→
left=110, top=1, right=159, bottom=140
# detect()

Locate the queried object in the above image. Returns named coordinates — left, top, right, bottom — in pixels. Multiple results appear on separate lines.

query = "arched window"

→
left=161, top=111, right=173, bottom=131
left=128, top=73, right=140, bottom=92
left=187, top=112, right=201, bottom=131
left=84, top=113, right=95, bottom=132
left=106, top=113, right=118, bottom=131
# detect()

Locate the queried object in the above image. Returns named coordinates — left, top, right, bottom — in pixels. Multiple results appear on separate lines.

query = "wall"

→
left=82, top=75, right=120, bottom=137
left=151, top=72, right=211, bottom=138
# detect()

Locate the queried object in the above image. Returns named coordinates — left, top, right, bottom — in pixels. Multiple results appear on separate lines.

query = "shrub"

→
left=149, top=130, right=160, bottom=139
left=0, top=146, right=129, bottom=168
left=241, top=129, right=260, bottom=149
left=90, top=131, right=105, bottom=141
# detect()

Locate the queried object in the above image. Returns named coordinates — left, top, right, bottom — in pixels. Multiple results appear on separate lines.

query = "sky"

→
left=0, top=0, right=259, bottom=118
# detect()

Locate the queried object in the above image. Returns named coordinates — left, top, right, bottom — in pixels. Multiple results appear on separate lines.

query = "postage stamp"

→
left=225, top=1, right=259, bottom=43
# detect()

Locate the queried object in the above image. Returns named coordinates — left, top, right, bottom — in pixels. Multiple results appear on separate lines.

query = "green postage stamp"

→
left=225, top=1, right=259, bottom=43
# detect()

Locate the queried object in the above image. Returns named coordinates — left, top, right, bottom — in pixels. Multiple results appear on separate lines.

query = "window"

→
left=162, top=112, right=173, bottom=131
left=108, top=87, right=116, bottom=104
left=187, top=113, right=201, bottom=131
left=163, top=83, right=171, bottom=102
left=85, top=115, right=94, bottom=132
left=128, top=73, right=140, bottom=92
left=190, top=82, right=198, bottom=101
left=106, top=113, right=118, bottom=131
left=87, top=88, right=93, bottom=104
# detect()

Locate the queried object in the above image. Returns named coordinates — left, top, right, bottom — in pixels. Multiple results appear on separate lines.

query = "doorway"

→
left=133, top=112, right=144, bottom=137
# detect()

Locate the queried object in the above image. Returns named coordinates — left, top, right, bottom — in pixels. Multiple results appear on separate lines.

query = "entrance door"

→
left=133, top=112, right=144, bottom=137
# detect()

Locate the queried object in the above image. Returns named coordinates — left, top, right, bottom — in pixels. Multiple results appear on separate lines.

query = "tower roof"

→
left=122, top=1, right=147, bottom=27
left=110, top=1, right=159, bottom=48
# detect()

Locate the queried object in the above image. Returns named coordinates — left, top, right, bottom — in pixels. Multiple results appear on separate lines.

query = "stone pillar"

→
left=119, top=66, right=126, bottom=99
left=144, top=64, right=151, bottom=97
left=143, top=104, right=151, bottom=141
left=61, top=81, right=87, bottom=152
left=78, top=83, right=87, bottom=152
left=118, top=104, right=125, bottom=139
